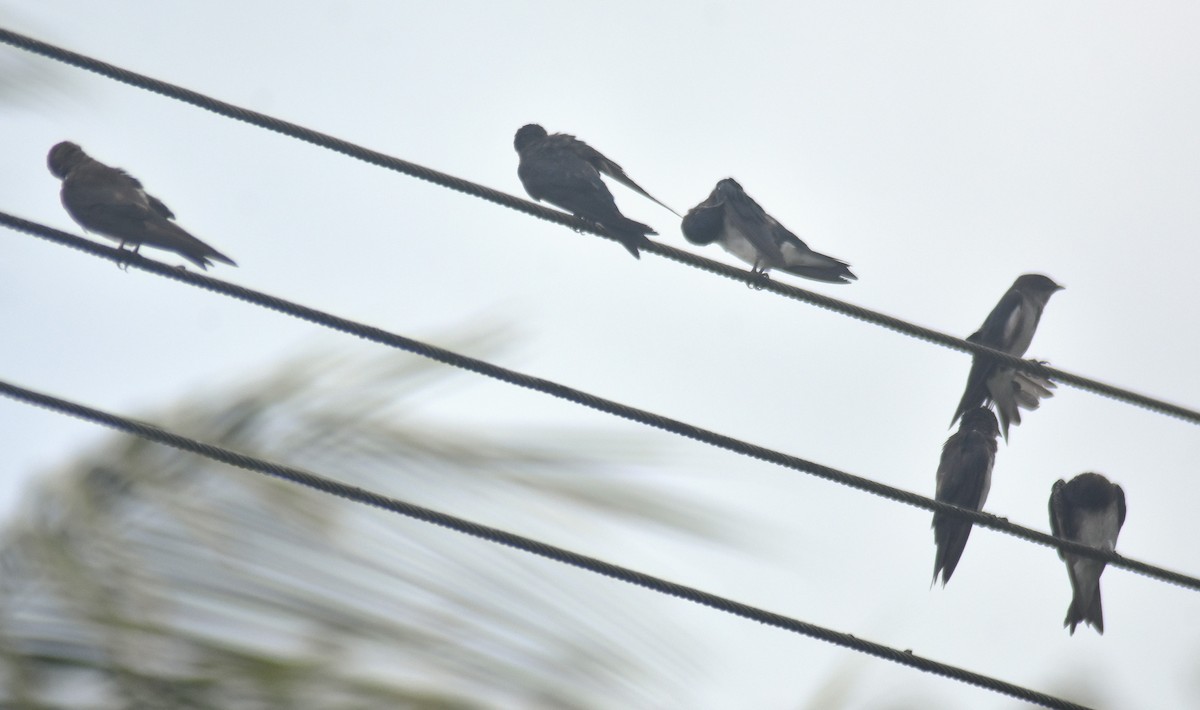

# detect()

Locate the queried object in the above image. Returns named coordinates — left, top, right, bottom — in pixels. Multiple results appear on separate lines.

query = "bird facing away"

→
left=513, top=124, right=676, bottom=259
left=931, top=407, right=1000, bottom=586
left=680, top=178, right=856, bottom=284
left=47, top=141, right=236, bottom=270
left=1049, top=472, right=1126, bottom=635
left=950, top=274, right=1063, bottom=429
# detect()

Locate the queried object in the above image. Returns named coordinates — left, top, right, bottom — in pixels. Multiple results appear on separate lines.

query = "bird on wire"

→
left=47, top=141, right=236, bottom=270
left=681, top=178, right=855, bottom=284
left=514, top=124, right=676, bottom=259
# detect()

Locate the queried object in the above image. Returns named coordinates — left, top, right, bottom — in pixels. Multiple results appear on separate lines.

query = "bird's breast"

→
left=1001, top=302, right=1039, bottom=355
left=1076, top=508, right=1121, bottom=551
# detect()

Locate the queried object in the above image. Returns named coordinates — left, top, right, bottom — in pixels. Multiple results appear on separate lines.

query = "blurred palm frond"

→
left=0, top=338, right=736, bottom=709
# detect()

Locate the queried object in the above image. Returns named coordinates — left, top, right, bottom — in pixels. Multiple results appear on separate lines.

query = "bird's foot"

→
left=746, top=270, right=771, bottom=290
left=572, top=217, right=602, bottom=235
left=114, top=243, right=133, bottom=272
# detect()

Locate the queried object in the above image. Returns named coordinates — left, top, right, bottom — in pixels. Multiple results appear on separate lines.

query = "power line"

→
left=2, top=26, right=1196, bottom=427
left=3, top=211, right=1196, bottom=595
left=0, top=376, right=1092, bottom=710
left=0, top=25, right=1180, bottom=707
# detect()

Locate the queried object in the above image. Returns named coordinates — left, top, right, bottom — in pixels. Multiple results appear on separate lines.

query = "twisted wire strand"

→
left=1, top=26, right=1195, bottom=425
left=0, top=376, right=1091, bottom=710
left=1, top=211, right=1195, bottom=594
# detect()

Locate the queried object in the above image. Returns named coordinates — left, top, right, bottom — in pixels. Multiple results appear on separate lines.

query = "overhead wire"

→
left=2, top=210, right=1197, bottom=596
left=0, top=26, right=1187, bottom=706
left=1, top=26, right=1196, bottom=427
left=0, top=376, right=1092, bottom=710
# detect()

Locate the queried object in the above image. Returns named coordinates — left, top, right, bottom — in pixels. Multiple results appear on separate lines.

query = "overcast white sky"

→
left=3, top=2, right=1200, bottom=708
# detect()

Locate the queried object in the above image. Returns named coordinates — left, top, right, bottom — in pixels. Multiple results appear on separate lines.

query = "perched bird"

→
left=1049, top=473, right=1126, bottom=634
left=950, top=274, right=1063, bottom=428
left=513, top=124, right=675, bottom=259
left=986, top=363, right=1057, bottom=440
left=681, top=178, right=855, bottom=284
left=931, top=407, right=1000, bottom=586
left=47, top=141, right=236, bottom=270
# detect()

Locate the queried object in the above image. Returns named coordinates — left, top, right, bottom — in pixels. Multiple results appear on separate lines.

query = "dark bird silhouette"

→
left=513, top=124, right=675, bottom=258
left=47, top=141, right=236, bottom=270
left=951, top=274, right=1063, bottom=429
left=681, top=178, right=855, bottom=284
left=931, top=407, right=1000, bottom=585
left=1049, top=472, right=1126, bottom=634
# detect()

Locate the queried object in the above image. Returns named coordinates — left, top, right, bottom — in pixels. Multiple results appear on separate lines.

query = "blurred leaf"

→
left=0, top=338, right=737, bottom=709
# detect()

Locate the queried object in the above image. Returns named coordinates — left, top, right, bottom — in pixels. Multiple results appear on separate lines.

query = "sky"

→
left=3, top=2, right=1200, bottom=708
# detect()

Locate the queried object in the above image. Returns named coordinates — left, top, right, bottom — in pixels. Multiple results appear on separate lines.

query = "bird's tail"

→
left=950, top=377, right=989, bottom=428
left=146, top=220, right=237, bottom=270
left=200, top=245, right=238, bottom=268
left=1065, top=583, right=1104, bottom=635
left=602, top=216, right=655, bottom=259
left=1064, top=560, right=1106, bottom=634
left=931, top=517, right=974, bottom=586
left=990, top=366, right=1056, bottom=439
left=779, top=245, right=857, bottom=284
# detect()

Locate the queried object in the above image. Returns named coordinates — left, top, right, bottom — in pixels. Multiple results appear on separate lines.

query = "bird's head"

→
left=960, top=407, right=1000, bottom=438
left=1014, top=273, right=1064, bottom=299
left=715, top=177, right=744, bottom=198
left=47, top=141, right=89, bottom=179
left=513, top=124, right=548, bottom=152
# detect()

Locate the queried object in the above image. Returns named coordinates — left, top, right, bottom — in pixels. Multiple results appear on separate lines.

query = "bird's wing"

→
left=561, top=134, right=680, bottom=216
left=110, top=167, right=177, bottom=219
left=519, top=147, right=627, bottom=226
left=1115, top=485, right=1127, bottom=528
left=61, top=163, right=162, bottom=228
left=67, top=164, right=150, bottom=208
left=1049, top=479, right=1070, bottom=560
left=145, top=194, right=176, bottom=220
left=936, top=430, right=995, bottom=511
left=976, top=288, right=1026, bottom=349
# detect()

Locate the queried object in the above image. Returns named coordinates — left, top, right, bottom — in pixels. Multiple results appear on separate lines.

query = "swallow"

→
left=513, top=124, right=676, bottom=258
left=47, top=141, right=236, bottom=270
left=931, top=407, right=1000, bottom=586
left=1049, top=472, right=1126, bottom=634
left=986, top=362, right=1057, bottom=440
left=680, top=178, right=855, bottom=284
left=950, top=274, right=1063, bottom=428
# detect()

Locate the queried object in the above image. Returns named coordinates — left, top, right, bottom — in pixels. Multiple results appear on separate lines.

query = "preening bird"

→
left=950, top=273, right=1062, bottom=430
left=681, top=178, right=855, bottom=284
left=1049, top=472, right=1126, bottom=635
